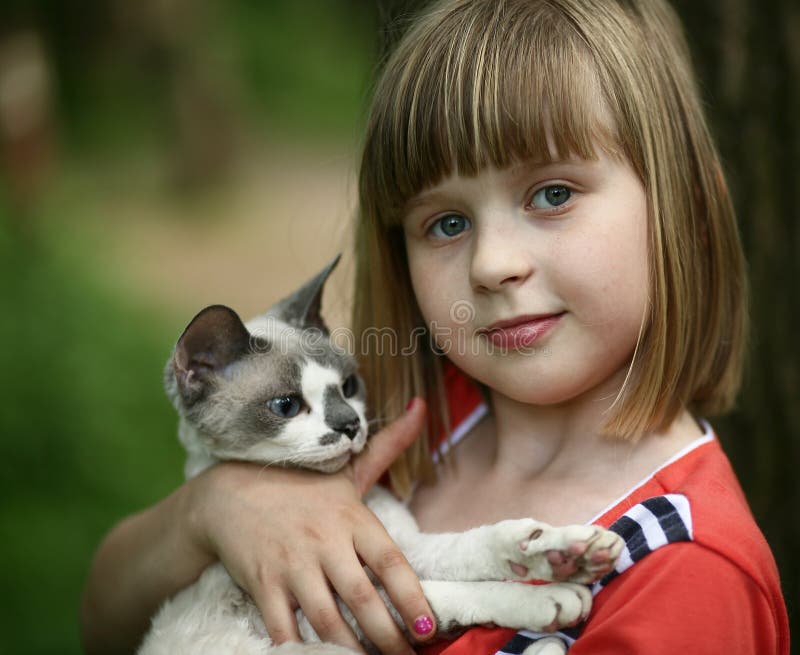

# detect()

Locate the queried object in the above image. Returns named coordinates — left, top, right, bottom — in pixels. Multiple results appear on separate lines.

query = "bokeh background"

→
left=0, top=1, right=796, bottom=653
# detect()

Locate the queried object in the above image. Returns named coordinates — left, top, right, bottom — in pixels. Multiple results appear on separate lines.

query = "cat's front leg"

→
left=398, top=518, right=622, bottom=584
left=420, top=580, right=590, bottom=634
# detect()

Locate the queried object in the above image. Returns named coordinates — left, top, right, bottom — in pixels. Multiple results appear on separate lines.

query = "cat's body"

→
left=139, top=257, right=623, bottom=655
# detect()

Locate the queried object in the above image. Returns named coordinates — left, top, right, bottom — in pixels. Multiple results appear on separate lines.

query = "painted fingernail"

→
left=405, top=397, right=417, bottom=412
left=414, top=615, right=434, bottom=635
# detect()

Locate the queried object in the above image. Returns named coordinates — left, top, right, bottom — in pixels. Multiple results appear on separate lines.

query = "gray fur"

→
left=323, top=385, right=360, bottom=438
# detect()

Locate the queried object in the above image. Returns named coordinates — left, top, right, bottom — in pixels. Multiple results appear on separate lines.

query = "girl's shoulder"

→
left=427, top=435, right=788, bottom=655
left=590, top=429, right=779, bottom=588
left=570, top=444, right=791, bottom=654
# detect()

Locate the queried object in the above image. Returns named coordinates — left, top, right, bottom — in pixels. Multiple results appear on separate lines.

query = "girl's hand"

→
left=184, top=398, right=435, bottom=655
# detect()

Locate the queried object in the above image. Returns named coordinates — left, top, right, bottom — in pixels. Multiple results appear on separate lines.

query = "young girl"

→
left=80, top=1, right=789, bottom=654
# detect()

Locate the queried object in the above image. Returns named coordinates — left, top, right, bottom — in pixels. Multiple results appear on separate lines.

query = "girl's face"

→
left=402, top=148, right=649, bottom=406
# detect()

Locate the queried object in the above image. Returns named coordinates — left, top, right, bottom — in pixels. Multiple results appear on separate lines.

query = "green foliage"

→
left=219, top=0, right=377, bottom=137
left=0, top=211, right=184, bottom=653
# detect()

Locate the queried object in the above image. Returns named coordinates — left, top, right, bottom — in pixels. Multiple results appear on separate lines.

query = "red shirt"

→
left=418, top=364, right=790, bottom=655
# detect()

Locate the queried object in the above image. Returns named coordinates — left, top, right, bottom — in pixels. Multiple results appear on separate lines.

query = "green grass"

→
left=0, top=209, right=185, bottom=653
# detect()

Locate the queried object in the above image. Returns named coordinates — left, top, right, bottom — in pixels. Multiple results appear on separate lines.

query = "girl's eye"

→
left=531, top=185, right=572, bottom=209
left=341, top=374, right=359, bottom=398
left=429, top=214, right=471, bottom=238
left=266, top=395, right=304, bottom=418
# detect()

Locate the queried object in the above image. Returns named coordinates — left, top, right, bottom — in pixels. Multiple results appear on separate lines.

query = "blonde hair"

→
left=352, top=0, right=748, bottom=494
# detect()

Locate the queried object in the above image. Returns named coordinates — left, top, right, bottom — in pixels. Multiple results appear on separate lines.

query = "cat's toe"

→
left=539, top=583, right=591, bottom=631
left=567, top=529, right=624, bottom=582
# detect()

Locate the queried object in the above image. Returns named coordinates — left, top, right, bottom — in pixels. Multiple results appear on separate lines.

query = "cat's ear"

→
left=270, top=254, right=341, bottom=333
left=172, top=305, right=251, bottom=404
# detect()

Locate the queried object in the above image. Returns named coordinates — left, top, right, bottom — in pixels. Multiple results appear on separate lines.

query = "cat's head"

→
left=165, top=255, right=368, bottom=474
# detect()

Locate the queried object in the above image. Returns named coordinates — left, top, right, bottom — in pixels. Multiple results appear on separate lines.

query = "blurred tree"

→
left=0, top=30, right=56, bottom=221
left=0, top=0, right=241, bottom=189
left=671, top=0, right=800, bottom=630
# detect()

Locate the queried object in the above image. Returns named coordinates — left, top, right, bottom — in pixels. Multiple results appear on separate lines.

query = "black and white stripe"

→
left=494, top=494, right=693, bottom=654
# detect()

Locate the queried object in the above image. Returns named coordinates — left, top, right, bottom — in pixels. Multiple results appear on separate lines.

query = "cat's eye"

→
left=266, top=395, right=304, bottom=418
left=341, top=374, right=359, bottom=398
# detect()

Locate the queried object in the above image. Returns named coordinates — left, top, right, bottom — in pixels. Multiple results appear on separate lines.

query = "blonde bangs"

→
left=361, top=0, right=618, bottom=225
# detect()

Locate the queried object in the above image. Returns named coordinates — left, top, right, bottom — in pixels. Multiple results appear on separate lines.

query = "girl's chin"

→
left=463, top=366, right=586, bottom=407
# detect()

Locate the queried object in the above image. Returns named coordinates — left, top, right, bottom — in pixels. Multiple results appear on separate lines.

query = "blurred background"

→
left=0, top=1, right=796, bottom=653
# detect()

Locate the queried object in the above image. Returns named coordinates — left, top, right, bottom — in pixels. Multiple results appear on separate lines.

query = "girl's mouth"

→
left=479, top=312, right=565, bottom=349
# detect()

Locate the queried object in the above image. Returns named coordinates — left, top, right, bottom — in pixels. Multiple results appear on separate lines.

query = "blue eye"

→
left=532, top=185, right=571, bottom=209
left=266, top=395, right=304, bottom=418
left=429, top=214, right=470, bottom=238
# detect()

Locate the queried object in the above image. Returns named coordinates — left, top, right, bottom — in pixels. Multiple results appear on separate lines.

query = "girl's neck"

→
left=483, top=368, right=704, bottom=484
left=410, top=371, right=706, bottom=530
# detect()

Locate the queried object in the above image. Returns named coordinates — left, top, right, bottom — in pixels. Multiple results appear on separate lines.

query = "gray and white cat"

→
left=138, top=256, right=623, bottom=655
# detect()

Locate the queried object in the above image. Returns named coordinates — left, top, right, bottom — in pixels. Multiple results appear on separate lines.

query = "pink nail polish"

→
left=414, top=615, right=434, bottom=635
left=405, top=397, right=416, bottom=412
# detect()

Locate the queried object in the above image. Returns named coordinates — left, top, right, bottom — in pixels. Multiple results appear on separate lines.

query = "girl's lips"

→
left=480, top=312, right=564, bottom=349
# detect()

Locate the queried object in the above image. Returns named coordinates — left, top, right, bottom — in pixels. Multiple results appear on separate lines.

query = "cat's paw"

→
left=541, top=525, right=624, bottom=583
left=499, top=521, right=623, bottom=583
left=533, top=582, right=592, bottom=632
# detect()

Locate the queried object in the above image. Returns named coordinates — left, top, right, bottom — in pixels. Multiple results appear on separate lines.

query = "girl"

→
left=80, top=1, right=790, bottom=654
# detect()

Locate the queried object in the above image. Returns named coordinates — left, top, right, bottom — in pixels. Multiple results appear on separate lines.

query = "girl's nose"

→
left=469, top=224, right=534, bottom=293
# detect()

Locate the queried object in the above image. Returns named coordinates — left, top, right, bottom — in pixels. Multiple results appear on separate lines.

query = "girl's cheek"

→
left=406, top=254, right=441, bottom=324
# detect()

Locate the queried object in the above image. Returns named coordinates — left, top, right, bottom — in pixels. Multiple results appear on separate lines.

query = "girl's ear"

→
left=172, top=305, right=251, bottom=405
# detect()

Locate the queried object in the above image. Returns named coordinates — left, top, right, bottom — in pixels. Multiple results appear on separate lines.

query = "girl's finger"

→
left=323, top=551, right=416, bottom=655
left=251, top=581, right=301, bottom=645
left=353, top=524, right=436, bottom=645
left=289, top=568, right=366, bottom=654
left=353, top=398, right=427, bottom=495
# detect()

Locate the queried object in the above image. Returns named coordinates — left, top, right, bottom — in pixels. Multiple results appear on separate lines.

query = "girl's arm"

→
left=79, top=481, right=214, bottom=655
left=79, top=400, right=436, bottom=655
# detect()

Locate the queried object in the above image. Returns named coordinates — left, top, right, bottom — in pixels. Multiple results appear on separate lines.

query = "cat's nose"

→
left=337, top=420, right=360, bottom=441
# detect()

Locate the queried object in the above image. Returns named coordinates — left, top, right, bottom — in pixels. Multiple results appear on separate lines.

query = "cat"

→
left=137, top=255, right=624, bottom=655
